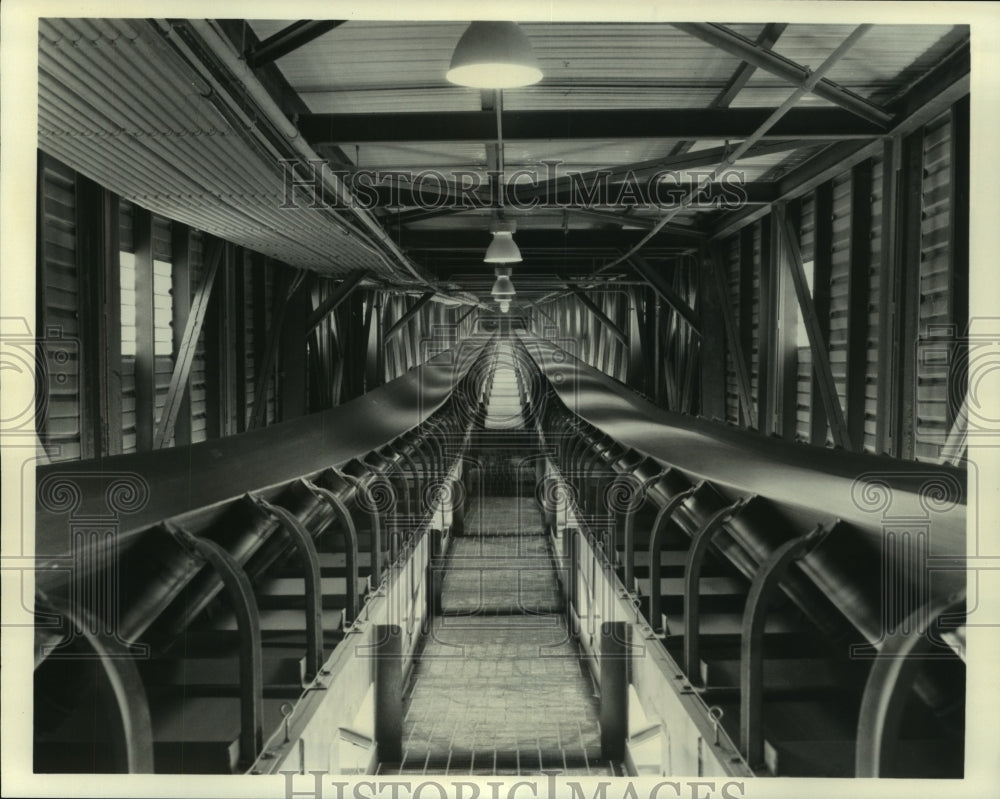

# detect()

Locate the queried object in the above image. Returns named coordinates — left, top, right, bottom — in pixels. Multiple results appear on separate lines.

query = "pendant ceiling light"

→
left=446, top=21, right=543, bottom=89
left=484, top=219, right=522, bottom=263
left=490, top=266, right=517, bottom=314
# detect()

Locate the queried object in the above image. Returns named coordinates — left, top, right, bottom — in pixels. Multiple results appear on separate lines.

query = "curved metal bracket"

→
left=683, top=495, right=752, bottom=684
left=166, top=522, right=264, bottom=769
left=329, top=467, right=385, bottom=587
left=300, top=479, right=360, bottom=625
left=246, top=494, right=324, bottom=682
left=740, top=524, right=828, bottom=768
left=36, top=593, right=155, bottom=773
left=855, top=591, right=966, bottom=777
left=647, top=484, right=700, bottom=632
left=613, top=468, right=670, bottom=590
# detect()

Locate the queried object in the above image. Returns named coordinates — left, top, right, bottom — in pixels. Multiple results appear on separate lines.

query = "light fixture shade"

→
left=490, top=266, right=517, bottom=300
left=446, top=22, right=542, bottom=89
left=484, top=231, right=522, bottom=263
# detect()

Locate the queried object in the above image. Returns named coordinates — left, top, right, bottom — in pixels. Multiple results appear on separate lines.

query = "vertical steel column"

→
left=168, top=224, right=193, bottom=446
left=739, top=526, right=827, bottom=768
left=600, top=621, right=630, bottom=761
left=683, top=497, right=751, bottom=684
left=567, top=526, right=580, bottom=626
left=875, top=137, right=901, bottom=456
left=132, top=206, right=155, bottom=452
left=896, top=129, right=925, bottom=460
left=451, top=469, right=466, bottom=537
left=709, top=240, right=755, bottom=427
left=374, top=624, right=403, bottom=764
left=846, top=162, right=873, bottom=451
left=698, top=242, right=728, bottom=420
left=428, top=527, right=445, bottom=617
left=758, top=208, right=778, bottom=435
left=810, top=184, right=834, bottom=445
left=75, top=177, right=122, bottom=458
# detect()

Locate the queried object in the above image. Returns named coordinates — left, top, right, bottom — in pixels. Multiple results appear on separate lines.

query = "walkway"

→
left=393, top=494, right=611, bottom=775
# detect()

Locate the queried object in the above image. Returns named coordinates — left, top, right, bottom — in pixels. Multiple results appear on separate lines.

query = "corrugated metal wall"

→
left=151, top=216, right=174, bottom=447
left=540, top=289, right=635, bottom=389
left=916, top=113, right=954, bottom=460
left=795, top=194, right=816, bottom=443
left=829, top=172, right=853, bottom=444
left=379, top=293, right=460, bottom=383
left=189, top=231, right=210, bottom=443
left=865, top=156, right=884, bottom=453
left=724, top=238, right=742, bottom=425
left=37, top=154, right=82, bottom=461
left=749, top=224, right=762, bottom=426
left=37, top=156, right=309, bottom=462
left=710, top=99, right=966, bottom=464
left=242, top=251, right=258, bottom=431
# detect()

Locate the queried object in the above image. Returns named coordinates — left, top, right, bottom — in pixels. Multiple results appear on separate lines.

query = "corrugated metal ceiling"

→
left=242, top=18, right=965, bottom=239
left=36, top=18, right=408, bottom=279
left=37, top=16, right=968, bottom=280
left=248, top=20, right=963, bottom=111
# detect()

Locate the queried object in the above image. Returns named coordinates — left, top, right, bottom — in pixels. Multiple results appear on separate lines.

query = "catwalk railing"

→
left=516, top=333, right=966, bottom=778
left=32, top=337, right=498, bottom=773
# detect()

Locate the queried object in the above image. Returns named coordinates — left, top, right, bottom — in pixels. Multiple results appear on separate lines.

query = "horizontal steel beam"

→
left=365, top=180, right=777, bottom=212
left=671, top=23, right=892, bottom=127
left=709, top=39, right=970, bottom=239
left=244, top=20, right=346, bottom=68
left=389, top=140, right=805, bottom=227
left=299, top=107, right=886, bottom=144
left=399, top=228, right=702, bottom=255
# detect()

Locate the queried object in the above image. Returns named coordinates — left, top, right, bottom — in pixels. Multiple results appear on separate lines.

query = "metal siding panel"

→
left=725, top=237, right=741, bottom=425
left=865, top=156, right=884, bottom=453
left=188, top=231, right=209, bottom=443
left=795, top=194, right=816, bottom=443
left=120, top=247, right=138, bottom=454
left=829, top=172, right=852, bottom=444
left=265, top=261, right=277, bottom=425
left=151, top=247, right=175, bottom=446
left=39, top=155, right=83, bottom=462
left=118, top=198, right=133, bottom=253
left=152, top=214, right=172, bottom=262
left=244, top=251, right=257, bottom=428
left=750, top=223, right=761, bottom=424
left=915, top=113, right=953, bottom=460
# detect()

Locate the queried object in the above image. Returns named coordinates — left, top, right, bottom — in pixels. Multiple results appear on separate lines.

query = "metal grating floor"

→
left=391, top=496, right=613, bottom=776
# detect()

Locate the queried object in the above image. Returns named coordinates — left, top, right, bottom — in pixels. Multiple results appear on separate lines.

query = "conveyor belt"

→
left=33, top=334, right=966, bottom=778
